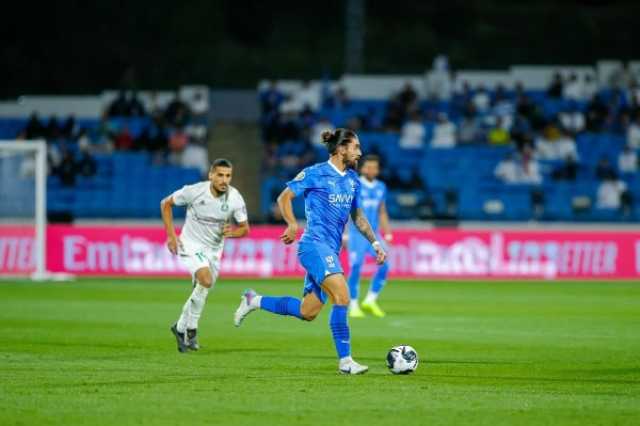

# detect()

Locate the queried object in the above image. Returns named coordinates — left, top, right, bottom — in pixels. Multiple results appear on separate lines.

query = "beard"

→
left=346, top=157, right=359, bottom=169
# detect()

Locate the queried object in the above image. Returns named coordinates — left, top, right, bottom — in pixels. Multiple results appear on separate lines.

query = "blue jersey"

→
left=286, top=161, right=361, bottom=253
left=348, top=177, right=386, bottom=238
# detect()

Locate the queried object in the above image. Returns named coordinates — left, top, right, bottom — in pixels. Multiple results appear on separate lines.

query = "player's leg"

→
left=347, top=249, right=366, bottom=318
left=362, top=243, right=390, bottom=318
left=234, top=275, right=323, bottom=326
left=172, top=250, right=213, bottom=352
left=321, top=273, right=368, bottom=375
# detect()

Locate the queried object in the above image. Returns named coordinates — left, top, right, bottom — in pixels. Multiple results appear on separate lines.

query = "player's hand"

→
left=223, top=224, right=233, bottom=238
left=167, top=235, right=182, bottom=255
left=373, top=241, right=387, bottom=265
left=280, top=224, right=298, bottom=245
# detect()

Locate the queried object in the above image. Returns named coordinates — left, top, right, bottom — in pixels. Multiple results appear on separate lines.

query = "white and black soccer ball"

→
left=386, top=345, right=419, bottom=374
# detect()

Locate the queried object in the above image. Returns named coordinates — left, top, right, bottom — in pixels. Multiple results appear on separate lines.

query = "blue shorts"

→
left=299, top=241, right=343, bottom=304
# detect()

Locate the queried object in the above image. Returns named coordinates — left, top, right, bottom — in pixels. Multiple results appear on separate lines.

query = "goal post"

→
left=0, top=140, right=72, bottom=281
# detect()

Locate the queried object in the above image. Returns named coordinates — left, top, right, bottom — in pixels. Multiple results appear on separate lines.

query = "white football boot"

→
left=234, top=289, right=260, bottom=327
left=339, top=357, right=369, bottom=375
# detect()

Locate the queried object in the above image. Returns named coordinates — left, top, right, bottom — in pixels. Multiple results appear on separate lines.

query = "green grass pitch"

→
left=0, top=277, right=639, bottom=425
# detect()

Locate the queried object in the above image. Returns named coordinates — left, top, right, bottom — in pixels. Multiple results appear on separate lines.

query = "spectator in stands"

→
left=472, top=84, right=491, bottom=113
left=458, top=110, right=481, bottom=145
left=128, top=91, right=146, bottom=117
left=510, top=115, right=533, bottom=150
left=494, top=148, right=541, bottom=184
left=61, top=115, right=77, bottom=139
left=23, top=112, right=44, bottom=139
left=596, top=157, right=616, bottom=180
left=559, top=104, right=586, bottom=135
left=190, top=90, right=209, bottom=120
left=165, top=92, right=191, bottom=127
left=586, top=94, right=609, bottom=132
left=107, top=90, right=130, bottom=117
left=547, top=71, right=563, bottom=99
left=552, top=154, right=578, bottom=181
left=260, top=81, right=285, bottom=115
left=597, top=175, right=627, bottom=209
left=627, top=112, right=640, bottom=148
left=516, top=94, right=544, bottom=129
left=76, top=139, right=97, bottom=178
left=582, top=74, right=598, bottom=101
left=491, top=87, right=515, bottom=130
left=399, top=111, right=426, bottom=148
left=383, top=99, right=404, bottom=132
left=56, top=149, right=77, bottom=187
left=518, top=145, right=542, bottom=184
left=276, top=108, right=301, bottom=142
left=536, top=125, right=578, bottom=160
left=487, top=117, right=510, bottom=146
left=168, top=127, right=188, bottom=159
left=494, top=152, right=518, bottom=183
left=45, top=115, right=62, bottom=140
left=618, top=145, right=638, bottom=173
left=147, top=90, right=164, bottom=116
left=563, top=73, right=582, bottom=101
left=427, top=54, right=452, bottom=101
left=114, top=125, right=134, bottom=151
left=429, top=112, right=456, bottom=148
left=398, top=82, right=419, bottom=113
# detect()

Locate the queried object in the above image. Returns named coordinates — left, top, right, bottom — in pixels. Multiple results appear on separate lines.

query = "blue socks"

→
left=260, top=296, right=302, bottom=319
left=259, top=297, right=352, bottom=359
left=330, top=305, right=350, bottom=359
left=370, top=262, right=389, bottom=294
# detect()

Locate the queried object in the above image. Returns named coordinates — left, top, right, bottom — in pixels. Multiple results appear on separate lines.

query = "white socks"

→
left=177, top=284, right=210, bottom=332
left=339, top=356, right=353, bottom=367
left=364, top=292, right=378, bottom=304
left=349, top=300, right=360, bottom=310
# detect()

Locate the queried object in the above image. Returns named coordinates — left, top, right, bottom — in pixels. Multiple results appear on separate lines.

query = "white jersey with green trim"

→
left=171, top=181, right=247, bottom=251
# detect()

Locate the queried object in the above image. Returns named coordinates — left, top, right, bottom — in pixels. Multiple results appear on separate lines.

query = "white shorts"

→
left=178, top=245, right=222, bottom=283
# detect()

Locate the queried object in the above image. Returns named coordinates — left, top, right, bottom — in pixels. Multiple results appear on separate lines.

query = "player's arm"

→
left=277, top=187, right=298, bottom=244
left=223, top=221, right=250, bottom=238
left=378, top=201, right=393, bottom=243
left=160, top=195, right=182, bottom=255
left=350, top=207, right=386, bottom=264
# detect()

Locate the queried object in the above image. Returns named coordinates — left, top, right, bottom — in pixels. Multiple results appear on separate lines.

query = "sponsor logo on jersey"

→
left=328, top=193, right=354, bottom=204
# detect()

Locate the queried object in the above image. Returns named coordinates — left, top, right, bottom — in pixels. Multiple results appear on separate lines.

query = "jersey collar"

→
left=359, top=176, right=377, bottom=188
left=326, top=160, right=347, bottom=177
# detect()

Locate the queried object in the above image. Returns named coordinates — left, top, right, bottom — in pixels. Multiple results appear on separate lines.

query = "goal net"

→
left=0, top=140, right=69, bottom=280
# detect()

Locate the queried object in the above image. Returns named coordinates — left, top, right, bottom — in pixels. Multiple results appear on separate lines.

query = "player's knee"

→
left=196, top=274, right=213, bottom=288
left=301, top=312, right=318, bottom=321
left=333, top=294, right=350, bottom=306
left=300, top=304, right=320, bottom=321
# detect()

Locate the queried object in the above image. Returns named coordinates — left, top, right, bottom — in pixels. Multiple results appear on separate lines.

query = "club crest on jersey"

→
left=349, top=178, right=357, bottom=192
left=221, top=203, right=229, bottom=212
left=294, top=171, right=305, bottom=181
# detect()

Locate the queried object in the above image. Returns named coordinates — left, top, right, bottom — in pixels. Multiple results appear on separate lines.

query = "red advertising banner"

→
left=1, top=224, right=639, bottom=279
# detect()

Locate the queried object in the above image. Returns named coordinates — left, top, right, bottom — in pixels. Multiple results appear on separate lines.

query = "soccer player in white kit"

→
left=161, top=159, right=249, bottom=352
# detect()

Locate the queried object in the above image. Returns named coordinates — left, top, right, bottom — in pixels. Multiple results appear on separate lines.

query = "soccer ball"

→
left=386, top=345, right=419, bottom=374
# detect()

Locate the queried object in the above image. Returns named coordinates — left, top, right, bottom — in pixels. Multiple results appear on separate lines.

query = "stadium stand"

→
left=0, top=89, right=209, bottom=219
left=258, top=64, right=640, bottom=223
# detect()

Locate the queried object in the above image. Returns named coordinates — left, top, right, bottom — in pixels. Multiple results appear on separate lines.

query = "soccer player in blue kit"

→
left=234, top=128, right=386, bottom=375
left=346, top=155, right=393, bottom=319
